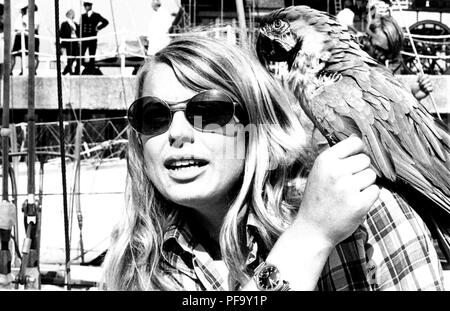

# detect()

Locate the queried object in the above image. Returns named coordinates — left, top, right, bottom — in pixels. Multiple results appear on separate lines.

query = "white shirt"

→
left=66, top=18, right=78, bottom=38
left=336, top=8, right=355, bottom=28
left=14, top=13, right=40, bottom=32
left=213, top=260, right=230, bottom=291
left=146, top=7, right=173, bottom=55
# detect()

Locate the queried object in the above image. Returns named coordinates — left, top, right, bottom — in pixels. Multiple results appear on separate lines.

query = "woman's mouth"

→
left=165, top=159, right=209, bottom=171
left=164, top=157, right=210, bottom=181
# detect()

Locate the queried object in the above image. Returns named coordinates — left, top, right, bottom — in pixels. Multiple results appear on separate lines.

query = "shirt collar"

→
left=161, top=217, right=198, bottom=278
left=66, top=18, right=76, bottom=27
left=162, top=217, right=197, bottom=259
left=161, top=211, right=263, bottom=275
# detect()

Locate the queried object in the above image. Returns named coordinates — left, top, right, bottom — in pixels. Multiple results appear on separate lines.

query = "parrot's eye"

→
left=271, top=19, right=288, bottom=32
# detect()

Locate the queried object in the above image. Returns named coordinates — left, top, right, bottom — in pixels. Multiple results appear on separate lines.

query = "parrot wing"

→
left=300, top=64, right=450, bottom=215
left=259, top=2, right=450, bottom=265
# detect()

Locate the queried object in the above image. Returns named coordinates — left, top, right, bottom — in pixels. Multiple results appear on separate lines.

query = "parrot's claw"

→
left=318, top=70, right=342, bottom=84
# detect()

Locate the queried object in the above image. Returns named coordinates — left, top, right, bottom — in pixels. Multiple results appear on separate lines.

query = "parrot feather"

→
left=256, top=5, right=450, bottom=260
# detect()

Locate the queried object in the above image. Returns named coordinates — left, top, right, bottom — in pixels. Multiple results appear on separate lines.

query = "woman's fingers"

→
left=341, top=153, right=371, bottom=174
left=358, top=184, right=380, bottom=208
left=418, top=75, right=433, bottom=93
left=423, top=82, right=433, bottom=92
left=352, top=168, right=377, bottom=190
left=328, top=136, right=365, bottom=159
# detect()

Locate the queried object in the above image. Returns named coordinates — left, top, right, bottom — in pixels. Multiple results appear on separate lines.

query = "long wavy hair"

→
left=101, top=36, right=309, bottom=290
left=369, top=15, right=404, bottom=61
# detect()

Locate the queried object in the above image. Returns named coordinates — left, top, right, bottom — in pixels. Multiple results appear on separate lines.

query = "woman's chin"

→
left=159, top=176, right=213, bottom=206
left=166, top=190, right=212, bottom=209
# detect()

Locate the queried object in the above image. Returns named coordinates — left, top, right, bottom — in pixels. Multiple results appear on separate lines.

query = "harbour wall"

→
left=2, top=75, right=450, bottom=114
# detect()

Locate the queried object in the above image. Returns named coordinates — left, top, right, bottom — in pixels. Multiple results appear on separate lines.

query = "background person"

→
left=145, top=0, right=173, bottom=56
left=60, top=9, right=80, bottom=75
left=11, top=3, right=40, bottom=75
left=336, top=0, right=356, bottom=32
left=80, top=1, right=109, bottom=74
left=361, top=14, right=433, bottom=101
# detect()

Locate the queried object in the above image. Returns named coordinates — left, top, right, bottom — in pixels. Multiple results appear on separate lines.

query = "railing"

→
left=402, top=32, right=450, bottom=60
left=12, top=24, right=257, bottom=75
left=1, top=117, right=129, bottom=164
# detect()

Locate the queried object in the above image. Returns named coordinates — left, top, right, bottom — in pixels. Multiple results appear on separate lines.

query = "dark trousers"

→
left=80, top=39, right=97, bottom=70
left=63, top=42, right=81, bottom=74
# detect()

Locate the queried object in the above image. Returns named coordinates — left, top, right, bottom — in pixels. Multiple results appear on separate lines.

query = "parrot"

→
left=256, top=5, right=450, bottom=261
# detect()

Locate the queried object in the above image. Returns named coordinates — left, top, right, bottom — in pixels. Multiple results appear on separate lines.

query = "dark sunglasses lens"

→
left=186, top=91, right=234, bottom=130
left=128, top=97, right=170, bottom=135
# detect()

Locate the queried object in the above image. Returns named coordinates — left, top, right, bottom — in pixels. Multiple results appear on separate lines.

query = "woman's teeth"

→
left=169, top=160, right=206, bottom=170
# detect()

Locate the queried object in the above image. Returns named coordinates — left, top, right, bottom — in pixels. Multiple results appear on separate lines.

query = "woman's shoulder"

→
left=367, top=188, right=427, bottom=228
left=360, top=187, right=445, bottom=290
left=363, top=187, right=433, bottom=251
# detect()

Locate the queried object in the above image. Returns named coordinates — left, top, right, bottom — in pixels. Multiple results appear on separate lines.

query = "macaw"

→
left=256, top=5, right=450, bottom=259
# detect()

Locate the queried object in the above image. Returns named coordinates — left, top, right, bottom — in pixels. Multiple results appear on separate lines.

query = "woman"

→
left=11, top=4, right=40, bottom=75
left=361, top=15, right=433, bottom=100
left=60, top=9, right=81, bottom=75
left=102, top=36, right=443, bottom=291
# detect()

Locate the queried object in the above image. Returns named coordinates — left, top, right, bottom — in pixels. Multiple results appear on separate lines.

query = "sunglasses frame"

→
left=127, top=90, right=243, bottom=137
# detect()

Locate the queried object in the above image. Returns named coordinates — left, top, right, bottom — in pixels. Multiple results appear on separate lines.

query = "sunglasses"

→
left=127, top=90, right=245, bottom=137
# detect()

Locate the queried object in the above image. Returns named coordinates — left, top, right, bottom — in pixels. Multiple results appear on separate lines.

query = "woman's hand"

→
left=295, top=136, right=380, bottom=247
left=411, top=74, right=433, bottom=101
left=245, top=136, right=380, bottom=291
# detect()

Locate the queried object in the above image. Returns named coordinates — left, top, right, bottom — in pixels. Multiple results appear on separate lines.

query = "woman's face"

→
left=67, top=10, right=75, bottom=20
left=139, top=62, right=246, bottom=214
left=365, top=24, right=389, bottom=62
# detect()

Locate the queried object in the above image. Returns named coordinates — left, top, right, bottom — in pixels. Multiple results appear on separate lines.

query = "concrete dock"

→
left=3, top=75, right=450, bottom=113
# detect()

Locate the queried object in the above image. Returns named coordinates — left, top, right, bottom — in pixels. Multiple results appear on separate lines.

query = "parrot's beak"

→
left=256, top=31, right=291, bottom=63
left=256, top=30, right=302, bottom=72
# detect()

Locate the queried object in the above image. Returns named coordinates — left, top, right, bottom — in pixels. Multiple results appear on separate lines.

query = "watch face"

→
left=257, top=264, right=281, bottom=290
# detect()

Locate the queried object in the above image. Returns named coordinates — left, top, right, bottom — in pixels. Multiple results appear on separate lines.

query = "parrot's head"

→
left=256, top=6, right=333, bottom=70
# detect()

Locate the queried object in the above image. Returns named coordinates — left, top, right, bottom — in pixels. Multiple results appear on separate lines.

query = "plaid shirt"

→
left=159, top=188, right=445, bottom=291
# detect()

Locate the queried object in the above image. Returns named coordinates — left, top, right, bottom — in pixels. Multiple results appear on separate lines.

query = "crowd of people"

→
left=58, top=1, right=109, bottom=75
left=57, top=0, right=177, bottom=76
left=7, top=1, right=109, bottom=76
left=7, top=0, right=176, bottom=76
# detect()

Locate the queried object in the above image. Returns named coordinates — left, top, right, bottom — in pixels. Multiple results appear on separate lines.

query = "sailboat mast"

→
left=1, top=0, right=11, bottom=200
left=16, top=0, right=42, bottom=290
left=235, top=0, right=247, bottom=45
left=0, top=0, right=13, bottom=287
left=54, top=0, right=72, bottom=290
left=27, top=0, right=36, bottom=199
left=235, top=0, right=246, bottom=30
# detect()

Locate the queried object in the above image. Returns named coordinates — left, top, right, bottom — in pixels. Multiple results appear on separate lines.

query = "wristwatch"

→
left=253, top=262, right=290, bottom=291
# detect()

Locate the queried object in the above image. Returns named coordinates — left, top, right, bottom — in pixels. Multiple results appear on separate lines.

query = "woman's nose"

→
left=168, top=111, right=195, bottom=147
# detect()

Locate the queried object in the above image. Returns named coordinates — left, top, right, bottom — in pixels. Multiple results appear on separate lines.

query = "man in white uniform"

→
left=146, top=0, right=173, bottom=56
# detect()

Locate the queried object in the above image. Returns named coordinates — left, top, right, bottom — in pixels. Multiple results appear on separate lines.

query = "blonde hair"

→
left=102, top=35, right=308, bottom=290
